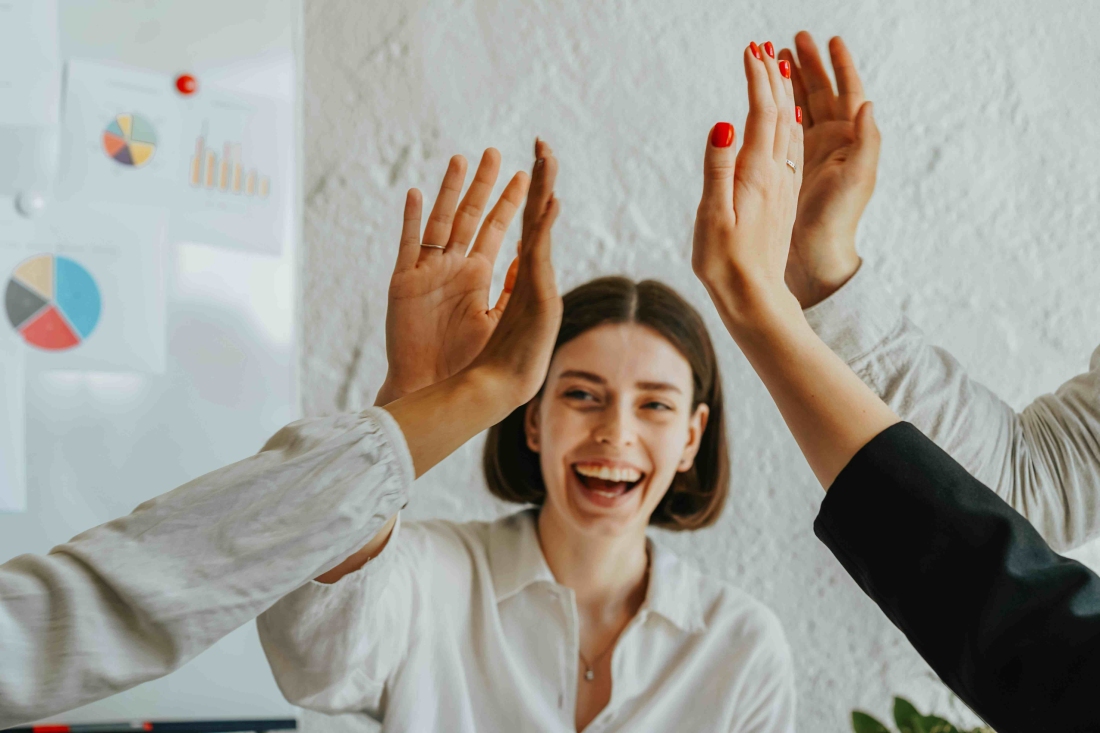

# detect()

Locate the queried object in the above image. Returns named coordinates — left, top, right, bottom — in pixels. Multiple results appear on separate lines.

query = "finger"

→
left=850, top=101, right=881, bottom=175
left=469, top=170, right=530, bottom=263
left=523, top=184, right=560, bottom=272
left=793, top=30, right=837, bottom=122
left=740, top=43, right=777, bottom=164
left=395, top=188, right=423, bottom=272
left=787, top=96, right=806, bottom=195
left=521, top=138, right=558, bottom=253
left=828, top=36, right=865, bottom=121
left=421, top=154, right=468, bottom=252
left=491, top=256, right=520, bottom=314
left=700, top=121, right=737, bottom=217
left=779, top=47, right=813, bottom=128
left=759, top=40, right=794, bottom=162
left=448, top=148, right=501, bottom=254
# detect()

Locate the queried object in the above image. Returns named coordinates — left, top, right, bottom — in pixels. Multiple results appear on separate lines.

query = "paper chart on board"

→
left=0, top=346, right=25, bottom=513
left=54, top=60, right=183, bottom=207
left=56, top=58, right=292, bottom=254
left=1, top=203, right=168, bottom=373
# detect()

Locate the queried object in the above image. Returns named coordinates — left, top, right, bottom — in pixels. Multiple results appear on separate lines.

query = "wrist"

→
left=706, top=275, right=805, bottom=340
left=374, top=378, right=402, bottom=406
left=788, top=227, right=862, bottom=309
left=458, top=362, right=532, bottom=421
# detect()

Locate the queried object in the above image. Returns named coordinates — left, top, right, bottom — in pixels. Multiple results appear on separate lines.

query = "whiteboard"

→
left=0, top=0, right=302, bottom=723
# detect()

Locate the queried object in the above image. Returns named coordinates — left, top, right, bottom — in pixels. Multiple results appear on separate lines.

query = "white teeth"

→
left=574, top=464, right=642, bottom=483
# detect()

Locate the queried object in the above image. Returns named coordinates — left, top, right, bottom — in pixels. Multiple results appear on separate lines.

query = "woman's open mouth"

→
left=571, top=462, right=645, bottom=507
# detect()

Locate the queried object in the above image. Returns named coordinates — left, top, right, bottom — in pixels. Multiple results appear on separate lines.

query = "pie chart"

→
left=102, top=113, right=158, bottom=168
left=5, top=255, right=101, bottom=351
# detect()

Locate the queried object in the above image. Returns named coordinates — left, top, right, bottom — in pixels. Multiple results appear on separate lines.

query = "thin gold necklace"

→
left=578, top=549, right=651, bottom=683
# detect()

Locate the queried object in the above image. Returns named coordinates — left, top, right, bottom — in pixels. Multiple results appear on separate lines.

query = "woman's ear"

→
left=524, top=396, right=542, bottom=453
left=677, top=403, right=710, bottom=472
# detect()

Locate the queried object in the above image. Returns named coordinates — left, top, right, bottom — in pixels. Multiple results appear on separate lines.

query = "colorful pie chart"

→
left=5, top=255, right=101, bottom=351
left=102, top=113, right=158, bottom=168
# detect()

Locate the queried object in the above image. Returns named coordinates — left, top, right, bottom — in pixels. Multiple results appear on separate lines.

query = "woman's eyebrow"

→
left=558, top=369, right=605, bottom=383
left=636, top=381, right=682, bottom=393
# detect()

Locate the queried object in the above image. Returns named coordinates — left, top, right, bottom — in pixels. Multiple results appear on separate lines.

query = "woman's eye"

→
left=643, top=401, right=673, bottom=411
left=564, top=389, right=595, bottom=401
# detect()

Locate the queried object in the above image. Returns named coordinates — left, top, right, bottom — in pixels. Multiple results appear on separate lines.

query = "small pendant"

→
left=584, top=669, right=595, bottom=681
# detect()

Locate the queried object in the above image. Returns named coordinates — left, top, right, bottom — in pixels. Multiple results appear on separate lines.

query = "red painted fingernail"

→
left=711, top=122, right=734, bottom=148
left=764, top=41, right=775, bottom=58
left=750, top=42, right=762, bottom=60
left=779, top=60, right=791, bottom=79
left=795, top=105, right=803, bottom=124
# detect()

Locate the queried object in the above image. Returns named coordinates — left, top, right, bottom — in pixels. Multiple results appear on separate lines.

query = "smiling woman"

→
left=485, top=276, right=728, bottom=532
left=258, top=132, right=795, bottom=732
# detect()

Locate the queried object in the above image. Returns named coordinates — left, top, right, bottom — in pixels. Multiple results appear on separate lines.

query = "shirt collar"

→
left=488, top=508, right=706, bottom=634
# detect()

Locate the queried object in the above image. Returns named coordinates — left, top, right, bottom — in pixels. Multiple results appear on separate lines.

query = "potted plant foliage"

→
left=851, top=696, right=994, bottom=733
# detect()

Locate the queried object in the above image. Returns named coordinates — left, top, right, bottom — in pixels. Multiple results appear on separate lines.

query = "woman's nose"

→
left=593, top=406, right=635, bottom=446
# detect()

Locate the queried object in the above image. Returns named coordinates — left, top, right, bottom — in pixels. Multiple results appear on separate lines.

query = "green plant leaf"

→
left=893, top=697, right=925, bottom=733
left=852, top=711, right=892, bottom=733
left=922, top=715, right=960, bottom=733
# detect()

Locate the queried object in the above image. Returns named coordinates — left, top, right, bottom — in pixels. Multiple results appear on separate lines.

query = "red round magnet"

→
left=175, top=73, right=198, bottom=95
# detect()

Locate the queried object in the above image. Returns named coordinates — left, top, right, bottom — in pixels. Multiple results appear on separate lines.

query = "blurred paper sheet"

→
left=1, top=203, right=168, bottom=373
left=56, top=58, right=292, bottom=254
left=0, top=347, right=25, bottom=513
left=0, top=0, right=60, bottom=126
left=0, top=0, right=61, bottom=195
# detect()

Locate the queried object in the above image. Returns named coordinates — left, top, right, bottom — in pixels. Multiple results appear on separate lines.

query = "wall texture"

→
left=302, top=1, right=1100, bottom=729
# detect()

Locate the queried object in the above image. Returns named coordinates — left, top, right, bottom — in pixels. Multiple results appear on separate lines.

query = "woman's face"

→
left=526, top=322, right=709, bottom=538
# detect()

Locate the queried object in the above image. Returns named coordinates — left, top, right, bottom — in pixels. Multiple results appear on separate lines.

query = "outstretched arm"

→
left=782, top=31, right=1100, bottom=551
left=0, top=139, right=563, bottom=728
left=692, top=35, right=1100, bottom=732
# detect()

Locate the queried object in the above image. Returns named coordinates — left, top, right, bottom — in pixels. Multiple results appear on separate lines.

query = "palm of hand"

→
left=795, top=119, right=866, bottom=234
left=385, top=251, right=501, bottom=392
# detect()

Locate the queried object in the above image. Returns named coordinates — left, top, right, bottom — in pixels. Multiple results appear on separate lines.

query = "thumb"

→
left=700, top=122, right=737, bottom=214
left=492, top=256, right=520, bottom=313
left=851, top=101, right=881, bottom=174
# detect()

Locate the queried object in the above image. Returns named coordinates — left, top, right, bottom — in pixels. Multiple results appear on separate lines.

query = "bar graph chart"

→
left=189, top=125, right=271, bottom=199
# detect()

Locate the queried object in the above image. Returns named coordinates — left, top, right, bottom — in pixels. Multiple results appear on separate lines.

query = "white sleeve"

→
left=732, top=611, right=797, bottom=733
left=0, top=406, right=413, bottom=728
left=256, top=513, right=417, bottom=719
left=804, top=263, right=1100, bottom=551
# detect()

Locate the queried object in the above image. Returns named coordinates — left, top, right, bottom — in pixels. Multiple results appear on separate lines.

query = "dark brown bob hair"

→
left=482, top=276, right=729, bottom=530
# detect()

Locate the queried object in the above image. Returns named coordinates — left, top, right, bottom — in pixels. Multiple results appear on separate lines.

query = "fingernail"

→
left=764, top=41, right=775, bottom=58
left=779, top=60, right=791, bottom=79
left=535, top=158, right=544, bottom=169
left=795, top=105, right=803, bottom=124
left=710, top=122, right=734, bottom=148
left=750, top=42, right=762, bottom=60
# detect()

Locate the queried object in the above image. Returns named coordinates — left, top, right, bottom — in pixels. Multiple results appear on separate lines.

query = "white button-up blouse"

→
left=258, top=502, right=797, bottom=732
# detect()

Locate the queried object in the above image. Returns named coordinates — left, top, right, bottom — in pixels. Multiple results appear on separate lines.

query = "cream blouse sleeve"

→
left=804, top=263, right=1100, bottom=552
left=0, top=406, right=412, bottom=729
left=256, top=512, right=417, bottom=719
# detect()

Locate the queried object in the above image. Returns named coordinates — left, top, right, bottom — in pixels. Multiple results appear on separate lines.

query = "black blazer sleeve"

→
left=814, top=421, right=1100, bottom=733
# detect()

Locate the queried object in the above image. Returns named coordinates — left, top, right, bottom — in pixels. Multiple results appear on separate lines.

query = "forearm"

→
left=713, top=285, right=899, bottom=489
left=318, top=366, right=515, bottom=584
left=815, top=422, right=1100, bottom=731
left=383, top=365, right=516, bottom=478
left=0, top=407, right=411, bottom=727
left=806, top=265, right=1100, bottom=550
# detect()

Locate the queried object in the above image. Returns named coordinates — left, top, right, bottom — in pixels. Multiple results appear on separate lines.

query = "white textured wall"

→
left=302, top=1, right=1100, bottom=729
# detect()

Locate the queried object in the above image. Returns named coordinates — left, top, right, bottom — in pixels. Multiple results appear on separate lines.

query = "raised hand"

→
left=692, top=41, right=804, bottom=330
left=382, top=139, right=561, bottom=478
left=375, top=148, right=530, bottom=405
left=777, top=32, right=880, bottom=308
left=467, top=138, right=562, bottom=405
